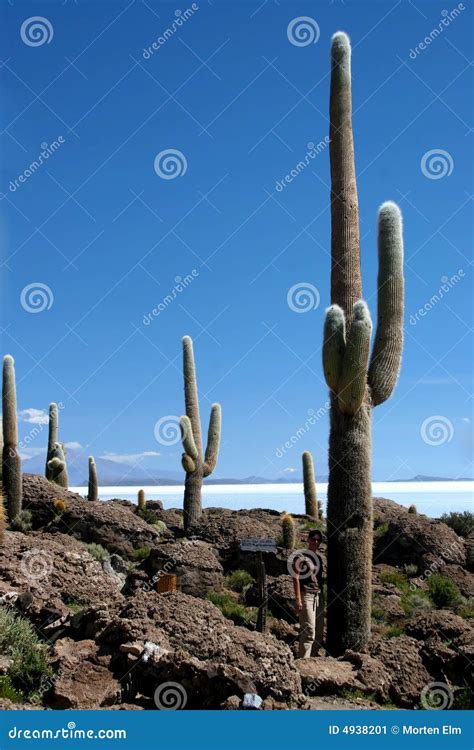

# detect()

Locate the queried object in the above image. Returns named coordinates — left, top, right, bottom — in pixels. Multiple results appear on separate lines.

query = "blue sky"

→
left=0, top=0, right=472, bottom=483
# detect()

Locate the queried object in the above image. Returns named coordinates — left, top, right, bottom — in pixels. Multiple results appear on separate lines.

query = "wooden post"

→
left=256, top=551, right=267, bottom=633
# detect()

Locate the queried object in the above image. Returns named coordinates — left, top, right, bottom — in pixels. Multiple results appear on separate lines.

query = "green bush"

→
left=0, top=674, right=23, bottom=702
left=85, top=543, right=110, bottom=563
left=373, top=521, right=389, bottom=540
left=457, top=597, right=474, bottom=619
left=403, top=563, right=418, bottom=578
left=379, top=570, right=409, bottom=591
left=400, top=591, right=432, bottom=617
left=440, top=511, right=474, bottom=539
left=0, top=607, right=52, bottom=702
left=384, top=624, right=405, bottom=639
left=371, top=606, right=385, bottom=623
left=207, top=591, right=257, bottom=626
left=428, top=573, right=461, bottom=609
left=224, top=569, right=254, bottom=593
left=130, top=546, right=150, bottom=562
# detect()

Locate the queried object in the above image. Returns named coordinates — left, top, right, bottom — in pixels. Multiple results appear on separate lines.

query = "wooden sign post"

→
left=240, top=538, right=277, bottom=634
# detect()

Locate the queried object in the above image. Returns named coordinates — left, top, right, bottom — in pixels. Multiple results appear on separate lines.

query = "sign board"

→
left=240, top=537, right=277, bottom=554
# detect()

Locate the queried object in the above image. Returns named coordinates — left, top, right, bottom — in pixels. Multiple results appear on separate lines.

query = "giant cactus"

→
left=47, top=442, right=68, bottom=489
left=180, top=336, right=221, bottom=534
left=322, top=33, right=404, bottom=655
left=2, top=355, right=22, bottom=520
left=0, top=493, right=5, bottom=544
left=45, top=402, right=59, bottom=481
left=302, top=451, right=319, bottom=519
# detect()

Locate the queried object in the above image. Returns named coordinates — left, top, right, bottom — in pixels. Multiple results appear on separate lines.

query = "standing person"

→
left=293, top=529, right=324, bottom=658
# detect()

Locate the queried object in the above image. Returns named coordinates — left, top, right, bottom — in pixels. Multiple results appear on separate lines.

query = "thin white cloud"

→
left=283, top=467, right=297, bottom=473
left=19, top=447, right=44, bottom=460
left=18, top=408, right=48, bottom=425
left=100, top=451, right=161, bottom=465
left=64, top=441, right=83, bottom=450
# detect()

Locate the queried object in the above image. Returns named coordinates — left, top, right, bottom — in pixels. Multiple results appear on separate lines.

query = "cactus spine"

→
left=2, top=355, right=22, bottom=520
left=281, top=513, right=296, bottom=550
left=180, top=336, right=221, bottom=534
left=323, top=33, right=404, bottom=655
left=45, top=402, right=59, bottom=481
left=47, top=443, right=68, bottom=489
left=88, top=456, right=98, bottom=501
left=302, top=451, right=319, bottom=519
left=138, top=489, right=146, bottom=512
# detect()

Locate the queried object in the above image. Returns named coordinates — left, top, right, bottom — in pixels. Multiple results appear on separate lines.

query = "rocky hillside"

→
left=0, top=474, right=472, bottom=710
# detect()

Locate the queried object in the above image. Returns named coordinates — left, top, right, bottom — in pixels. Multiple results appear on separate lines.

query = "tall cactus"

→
left=180, top=336, right=221, bottom=534
left=0, top=493, right=5, bottom=543
left=322, top=33, right=404, bottom=655
left=2, top=355, right=22, bottom=520
left=302, top=451, right=319, bottom=519
left=45, top=402, right=58, bottom=481
left=88, top=456, right=98, bottom=501
left=47, top=443, right=68, bottom=489
left=138, top=488, right=146, bottom=512
left=281, top=512, right=296, bottom=550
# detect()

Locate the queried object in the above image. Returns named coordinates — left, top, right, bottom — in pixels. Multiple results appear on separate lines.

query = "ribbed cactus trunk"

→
left=180, top=336, right=221, bottom=534
left=88, top=456, right=98, bottom=501
left=323, top=33, right=404, bottom=655
left=45, top=402, right=58, bottom=481
left=0, top=494, right=5, bottom=543
left=2, top=355, right=22, bottom=521
left=47, top=443, right=68, bottom=489
left=302, top=451, right=318, bottom=518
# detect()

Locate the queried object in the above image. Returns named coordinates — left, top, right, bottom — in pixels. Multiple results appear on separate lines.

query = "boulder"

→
left=296, top=657, right=360, bottom=696
left=369, top=635, right=431, bottom=707
left=146, top=540, right=223, bottom=597
left=22, top=474, right=161, bottom=558
left=373, top=498, right=465, bottom=569
left=48, top=638, right=121, bottom=709
left=0, top=531, right=124, bottom=626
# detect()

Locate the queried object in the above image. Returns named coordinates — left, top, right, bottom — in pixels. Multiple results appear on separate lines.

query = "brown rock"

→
left=146, top=540, right=223, bottom=597
left=369, top=635, right=431, bottom=707
left=49, top=639, right=121, bottom=709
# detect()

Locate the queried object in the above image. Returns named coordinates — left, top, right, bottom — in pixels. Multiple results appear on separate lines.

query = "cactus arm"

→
left=203, top=403, right=221, bottom=478
left=329, top=32, right=362, bottom=319
left=368, top=202, right=404, bottom=406
left=180, top=415, right=199, bottom=460
left=302, top=451, right=318, bottom=518
left=322, top=305, right=346, bottom=392
left=183, top=336, right=203, bottom=458
left=338, top=300, right=372, bottom=416
left=48, top=443, right=68, bottom=489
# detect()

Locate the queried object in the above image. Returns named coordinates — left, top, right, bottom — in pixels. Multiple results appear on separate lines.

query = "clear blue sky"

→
left=1, top=0, right=472, bottom=482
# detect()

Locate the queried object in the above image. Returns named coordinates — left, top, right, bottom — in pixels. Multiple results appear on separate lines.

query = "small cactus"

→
left=408, top=504, right=417, bottom=515
left=88, top=456, right=98, bottom=502
left=302, top=451, right=319, bottom=518
left=2, top=355, right=22, bottom=521
left=53, top=498, right=66, bottom=514
left=281, top=512, right=296, bottom=550
left=47, top=443, right=68, bottom=488
left=138, top=489, right=146, bottom=512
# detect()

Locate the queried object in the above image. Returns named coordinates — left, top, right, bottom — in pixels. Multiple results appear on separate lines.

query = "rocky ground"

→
left=0, top=473, right=472, bottom=711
